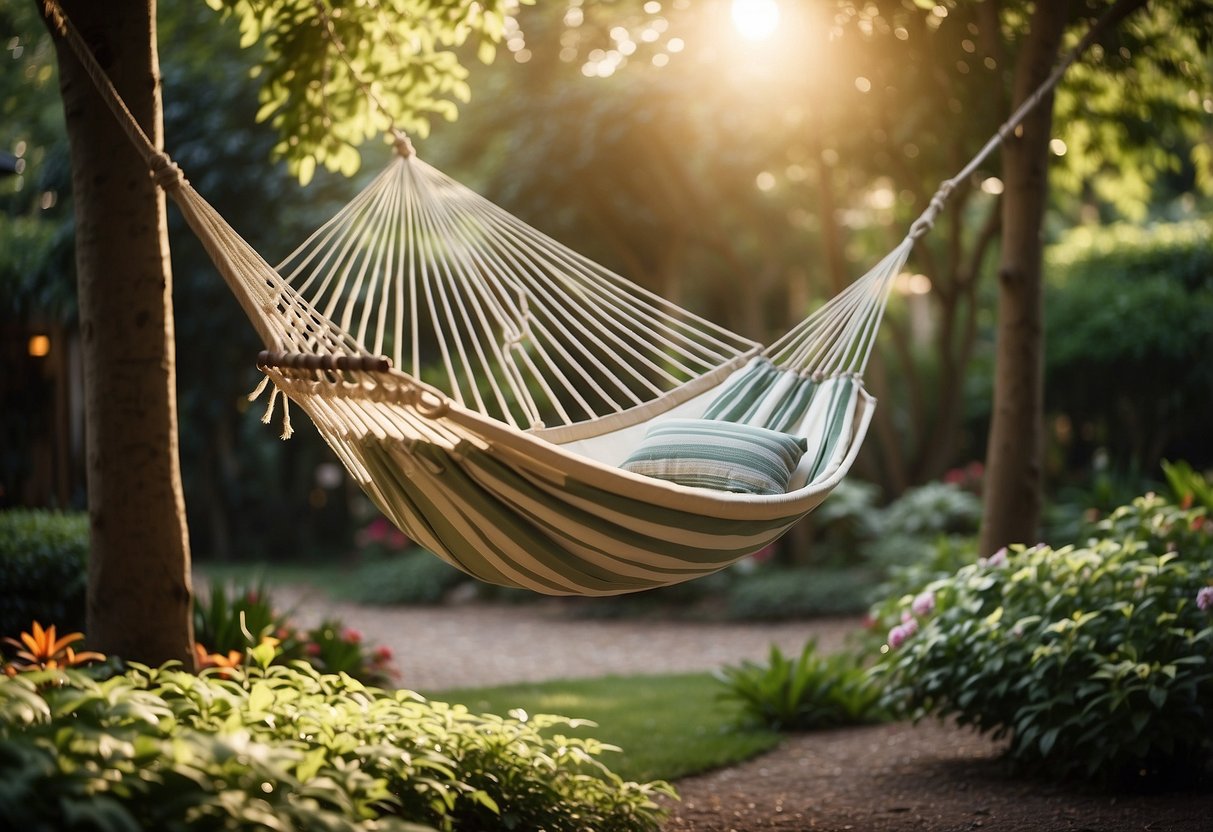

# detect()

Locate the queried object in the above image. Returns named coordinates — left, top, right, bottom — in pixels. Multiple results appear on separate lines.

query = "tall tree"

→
left=43, top=0, right=194, bottom=664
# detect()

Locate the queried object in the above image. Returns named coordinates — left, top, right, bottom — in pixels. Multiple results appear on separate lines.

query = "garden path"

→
left=274, top=585, right=858, bottom=691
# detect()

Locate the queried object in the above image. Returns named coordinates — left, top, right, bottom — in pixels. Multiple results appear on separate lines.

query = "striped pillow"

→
left=620, top=419, right=808, bottom=496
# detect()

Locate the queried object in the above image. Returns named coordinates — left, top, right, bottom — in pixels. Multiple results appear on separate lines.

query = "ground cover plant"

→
left=874, top=492, right=1213, bottom=786
left=0, top=662, right=673, bottom=832
left=435, top=672, right=780, bottom=783
left=716, top=641, right=886, bottom=731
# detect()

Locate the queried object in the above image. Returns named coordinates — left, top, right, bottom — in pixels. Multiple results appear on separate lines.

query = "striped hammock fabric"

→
left=287, top=355, right=874, bottom=595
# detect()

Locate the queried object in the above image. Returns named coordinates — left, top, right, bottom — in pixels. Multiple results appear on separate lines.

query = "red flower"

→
left=373, top=645, right=393, bottom=663
left=305, top=642, right=322, bottom=657
left=343, top=628, right=363, bottom=644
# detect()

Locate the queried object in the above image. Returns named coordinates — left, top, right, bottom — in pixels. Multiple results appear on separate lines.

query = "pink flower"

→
left=305, top=642, right=321, bottom=657
left=899, top=613, right=919, bottom=637
left=980, top=547, right=1008, bottom=568
left=373, top=645, right=393, bottom=663
left=887, top=625, right=909, bottom=650
left=911, top=590, right=936, bottom=617
left=343, top=628, right=363, bottom=644
left=1198, top=586, right=1213, bottom=612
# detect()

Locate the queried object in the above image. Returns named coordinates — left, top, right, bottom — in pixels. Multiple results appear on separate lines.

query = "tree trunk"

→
left=48, top=0, right=195, bottom=664
left=978, top=2, right=1068, bottom=555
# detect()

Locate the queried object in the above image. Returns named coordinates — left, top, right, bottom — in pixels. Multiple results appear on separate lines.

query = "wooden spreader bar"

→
left=257, top=350, right=393, bottom=374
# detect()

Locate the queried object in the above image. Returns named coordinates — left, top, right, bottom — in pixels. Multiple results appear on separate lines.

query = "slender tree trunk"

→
left=978, top=2, right=1069, bottom=555
left=47, top=0, right=195, bottom=664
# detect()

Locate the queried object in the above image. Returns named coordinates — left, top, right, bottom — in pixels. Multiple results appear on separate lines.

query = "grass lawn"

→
left=194, top=561, right=360, bottom=599
left=431, top=672, right=781, bottom=783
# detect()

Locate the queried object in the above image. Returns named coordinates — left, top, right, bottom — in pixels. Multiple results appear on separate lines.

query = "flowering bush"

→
left=874, top=493, right=1213, bottom=785
left=195, top=581, right=396, bottom=685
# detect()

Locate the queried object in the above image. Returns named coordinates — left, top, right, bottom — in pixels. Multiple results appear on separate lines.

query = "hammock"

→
left=47, top=4, right=1086, bottom=596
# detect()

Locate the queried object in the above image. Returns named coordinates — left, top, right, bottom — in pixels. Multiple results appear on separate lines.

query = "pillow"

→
left=620, top=419, right=808, bottom=496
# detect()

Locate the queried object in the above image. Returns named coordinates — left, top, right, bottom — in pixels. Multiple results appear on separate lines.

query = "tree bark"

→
left=978, top=1, right=1069, bottom=555
left=48, top=0, right=194, bottom=664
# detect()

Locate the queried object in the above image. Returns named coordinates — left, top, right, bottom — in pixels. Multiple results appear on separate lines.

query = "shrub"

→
left=0, top=663, right=672, bottom=832
left=352, top=549, right=467, bottom=605
left=875, top=493, right=1213, bottom=786
left=716, top=642, right=886, bottom=731
left=875, top=481, right=982, bottom=541
left=810, top=479, right=882, bottom=563
left=0, top=510, right=88, bottom=640
left=1045, top=221, right=1213, bottom=472
left=726, top=567, right=875, bottom=619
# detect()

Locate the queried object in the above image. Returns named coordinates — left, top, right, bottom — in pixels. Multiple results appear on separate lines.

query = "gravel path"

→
left=275, top=586, right=859, bottom=691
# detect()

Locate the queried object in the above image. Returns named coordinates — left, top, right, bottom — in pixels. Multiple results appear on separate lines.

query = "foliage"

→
left=439, top=672, right=778, bottom=783
left=1042, top=468, right=1161, bottom=545
left=2, top=622, right=103, bottom=675
left=870, top=534, right=979, bottom=620
left=875, top=493, right=1213, bottom=785
left=0, top=510, right=87, bottom=641
left=809, top=479, right=883, bottom=564
left=864, top=481, right=982, bottom=569
left=727, top=567, right=875, bottom=620
left=876, top=481, right=983, bottom=541
left=716, top=642, right=886, bottom=732
left=353, top=549, right=467, bottom=605
left=195, top=579, right=396, bottom=685
left=0, top=662, right=672, bottom=832
left=1045, top=221, right=1213, bottom=472
left=1163, top=459, right=1213, bottom=512
left=204, top=0, right=520, bottom=183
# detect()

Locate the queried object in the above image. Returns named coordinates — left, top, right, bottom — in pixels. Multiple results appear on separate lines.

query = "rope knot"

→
left=391, top=129, right=415, bottom=158
left=149, top=152, right=185, bottom=192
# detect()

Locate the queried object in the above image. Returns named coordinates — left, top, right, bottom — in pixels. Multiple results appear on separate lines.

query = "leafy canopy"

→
left=205, top=0, right=523, bottom=184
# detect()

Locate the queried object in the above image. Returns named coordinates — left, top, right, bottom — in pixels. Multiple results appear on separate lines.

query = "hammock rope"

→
left=43, top=0, right=1110, bottom=595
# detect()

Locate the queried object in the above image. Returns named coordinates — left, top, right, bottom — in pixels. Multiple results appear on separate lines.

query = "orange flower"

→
left=2, top=621, right=105, bottom=672
left=192, top=642, right=244, bottom=678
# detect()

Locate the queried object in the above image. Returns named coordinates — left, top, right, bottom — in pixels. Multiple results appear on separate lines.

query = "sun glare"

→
left=731, top=0, right=780, bottom=42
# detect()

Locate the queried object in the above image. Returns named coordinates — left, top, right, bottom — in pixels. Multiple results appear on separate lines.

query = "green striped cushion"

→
left=620, top=419, right=808, bottom=496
